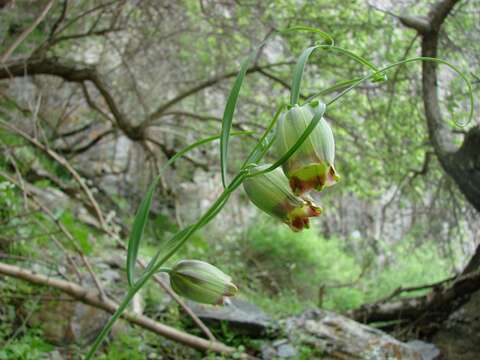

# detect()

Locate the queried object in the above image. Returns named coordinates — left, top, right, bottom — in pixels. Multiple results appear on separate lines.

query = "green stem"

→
left=85, top=171, right=246, bottom=359
left=85, top=274, right=152, bottom=359
left=242, top=104, right=286, bottom=167
left=306, top=77, right=363, bottom=102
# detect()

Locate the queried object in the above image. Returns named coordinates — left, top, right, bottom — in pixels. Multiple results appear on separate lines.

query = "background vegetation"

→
left=0, top=0, right=478, bottom=358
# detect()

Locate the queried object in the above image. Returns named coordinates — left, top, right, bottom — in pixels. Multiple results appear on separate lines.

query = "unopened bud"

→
left=169, top=260, right=238, bottom=305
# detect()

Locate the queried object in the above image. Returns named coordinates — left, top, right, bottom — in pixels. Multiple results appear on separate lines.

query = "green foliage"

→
left=60, top=211, right=93, bottom=255
left=243, top=219, right=362, bottom=311
left=0, top=330, right=53, bottom=360
left=0, top=279, right=53, bottom=360
left=210, top=218, right=459, bottom=315
left=97, top=332, right=145, bottom=360
left=1, top=1, right=478, bottom=358
left=363, top=240, right=452, bottom=303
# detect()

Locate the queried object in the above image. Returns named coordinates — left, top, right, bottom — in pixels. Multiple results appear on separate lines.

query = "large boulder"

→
left=262, top=309, right=427, bottom=359
left=186, top=298, right=274, bottom=337
left=26, top=253, right=127, bottom=345
left=28, top=297, right=110, bottom=346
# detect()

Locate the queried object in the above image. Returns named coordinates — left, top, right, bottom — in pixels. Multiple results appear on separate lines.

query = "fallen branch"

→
left=0, top=261, right=255, bottom=359
left=348, top=269, right=480, bottom=331
left=0, top=164, right=216, bottom=341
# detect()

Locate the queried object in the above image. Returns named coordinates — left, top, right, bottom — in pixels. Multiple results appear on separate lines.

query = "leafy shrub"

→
left=242, top=218, right=362, bottom=311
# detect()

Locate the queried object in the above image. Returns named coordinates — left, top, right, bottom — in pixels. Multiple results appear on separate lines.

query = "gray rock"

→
left=406, top=340, right=441, bottom=360
left=262, top=339, right=298, bottom=359
left=186, top=298, right=273, bottom=337
left=277, top=343, right=297, bottom=358
left=28, top=296, right=110, bottom=345
left=261, top=344, right=278, bottom=360
left=27, top=256, right=125, bottom=346
left=282, top=309, right=424, bottom=359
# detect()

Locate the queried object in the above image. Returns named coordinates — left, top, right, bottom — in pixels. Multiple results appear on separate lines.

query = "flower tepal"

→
left=276, top=101, right=340, bottom=195
left=243, top=165, right=322, bottom=231
left=169, top=260, right=238, bottom=305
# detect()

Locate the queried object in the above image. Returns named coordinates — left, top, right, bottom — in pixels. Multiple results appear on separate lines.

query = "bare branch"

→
left=0, top=120, right=107, bottom=229
left=145, top=61, right=293, bottom=126
left=399, top=15, right=431, bottom=34
left=0, top=261, right=255, bottom=358
left=0, top=0, right=55, bottom=63
left=48, top=0, right=69, bottom=40
left=0, top=58, right=138, bottom=139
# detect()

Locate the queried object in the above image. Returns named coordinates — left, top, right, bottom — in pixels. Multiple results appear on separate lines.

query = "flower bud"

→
left=243, top=165, right=322, bottom=232
left=276, top=101, right=339, bottom=195
left=169, top=260, right=238, bottom=305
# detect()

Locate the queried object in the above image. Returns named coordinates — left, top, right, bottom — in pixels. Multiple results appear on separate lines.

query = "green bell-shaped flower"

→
left=169, top=260, right=238, bottom=305
left=243, top=165, right=322, bottom=232
left=276, top=101, right=340, bottom=195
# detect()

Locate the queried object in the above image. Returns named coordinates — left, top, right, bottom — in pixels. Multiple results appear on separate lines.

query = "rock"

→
left=28, top=296, right=110, bottom=345
left=261, top=339, right=297, bottom=360
left=406, top=340, right=441, bottom=360
left=282, top=309, right=424, bottom=359
left=277, top=343, right=297, bottom=358
left=27, top=256, right=126, bottom=346
left=186, top=298, right=274, bottom=337
left=432, top=289, right=480, bottom=359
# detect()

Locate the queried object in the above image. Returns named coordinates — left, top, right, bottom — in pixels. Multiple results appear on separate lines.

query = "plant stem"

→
left=85, top=172, right=246, bottom=358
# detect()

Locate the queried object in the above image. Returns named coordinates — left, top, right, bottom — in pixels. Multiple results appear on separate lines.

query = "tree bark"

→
left=349, top=0, right=480, bottom=331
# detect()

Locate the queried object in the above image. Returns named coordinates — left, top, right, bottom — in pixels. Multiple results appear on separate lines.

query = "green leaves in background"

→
left=60, top=212, right=92, bottom=255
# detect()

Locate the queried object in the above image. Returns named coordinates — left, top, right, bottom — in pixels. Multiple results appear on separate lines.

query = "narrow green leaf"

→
left=220, top=53, right=256, bottom=188
left=290, top=46, right=318, bottom=106
left=326, top=46, right=386, bottom=81
left=126, top=177, right=158, bottom=287
left=144, top=226, right=193, bottom=274
left=283, top=26, right=334, bottom=46
left=306, top=78, right=363, bottom=102
left=242, top=104, right=286, bottom=167
left=87, top=155, right=248, bottom=358
left=127, top=131, right=250, bottom=287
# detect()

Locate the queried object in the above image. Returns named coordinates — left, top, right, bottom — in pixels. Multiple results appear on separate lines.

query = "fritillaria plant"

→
left=86, top=26, right=474, bottom=358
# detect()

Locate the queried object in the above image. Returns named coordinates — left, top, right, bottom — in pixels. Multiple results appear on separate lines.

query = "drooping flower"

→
left=169, top=260, right=238, bottom=305
left=243, top=165, right=322, bottom=232
left=276, top=101, right=340, bottom=195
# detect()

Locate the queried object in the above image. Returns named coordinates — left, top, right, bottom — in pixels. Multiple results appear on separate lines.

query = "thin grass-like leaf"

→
left=242, top=104, right=286, bottom=167
left=220, top=53, right=257, bottom=188
left=126, top=131, right=250, bottom=287
left=326, top=46, right=386, bottom=82
left=290, top=45, right=318, bottom=106
left=126, top=178, right=158, bottom=287
left=283, top=25, right=334, bottom=46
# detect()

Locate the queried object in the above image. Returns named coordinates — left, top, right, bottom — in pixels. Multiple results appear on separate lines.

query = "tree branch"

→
left=0, top=57, right=139, bottom=140
left=0, top=0, right=55, bottom=63
left=145, top=61, right=292, bottom=127
left=0, top=261, right=254, bottom=358
left=348, top=269, right=480, bottom=330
